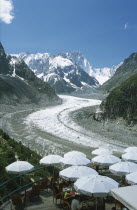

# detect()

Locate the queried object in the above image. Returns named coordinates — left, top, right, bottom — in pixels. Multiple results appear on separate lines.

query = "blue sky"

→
left=0, top=0, right=137, bottom=68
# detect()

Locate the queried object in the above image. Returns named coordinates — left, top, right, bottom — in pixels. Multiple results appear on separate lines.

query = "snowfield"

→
left=25, top=95, right=127, bottom=152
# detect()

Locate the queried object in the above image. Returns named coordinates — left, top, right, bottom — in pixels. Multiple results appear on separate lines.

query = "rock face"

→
left=99, top=53, right=137, bottom=92
left=0, top=42, right=12, bottom=75
left=101, top=73, right=137, bottom=124
left=0, top=43, right=59, bottom=105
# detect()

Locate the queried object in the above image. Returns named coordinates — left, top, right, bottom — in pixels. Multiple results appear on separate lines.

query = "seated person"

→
left=71, top=195, right=80, bottom=210
left=64, top=190, right=72, bottom=200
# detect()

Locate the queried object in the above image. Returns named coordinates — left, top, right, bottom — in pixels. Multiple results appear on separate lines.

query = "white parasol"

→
left=109, top=162, right=137, bottom=176
left=124, top=147, right=137, bottom=153
left=59, top=165, right=98, bottom=182
left=92, top=155, right=121, bottom=166
left=122, top=152, right=137, bottom=163
left=74, top=174, right=119, bottom=197
left=6, top=161, right=34, bottom=173
left=126, top=172, right=137, bottom=185
left=92, top=148, right=112, bottom=156
left=40, top=155, right=62, bottom=165
left=64, top=151, right=86, bottom=158
left=60, top=156, right=90, bottom=167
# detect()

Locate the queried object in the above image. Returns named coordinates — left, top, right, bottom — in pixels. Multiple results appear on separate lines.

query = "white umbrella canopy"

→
left=60, top=156, right=90, bottom=167
left=74, top=175, right=119, bottom=197
left=92, top=148, right=112, bottom=156
left=109, top=162, right=137, bottom=176
left=122, top=152, right=137, bottom=163
left=59, top=166, right=98, bottom=182
left=126, top=172, right=137, bottom=185
left=6, top=161, right=34, bottom=174
left=64, top=151, right=86, bottom=158
left=124, top=147, right=137, bottom=153
left=40, top=155, right=62, bottom=165
left=92, top=155, right=121, bottom=166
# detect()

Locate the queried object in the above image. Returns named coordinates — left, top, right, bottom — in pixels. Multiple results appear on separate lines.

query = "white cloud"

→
left=0, top=0, right=14, bottom=24
left=124, top=22, right=128, bottom=30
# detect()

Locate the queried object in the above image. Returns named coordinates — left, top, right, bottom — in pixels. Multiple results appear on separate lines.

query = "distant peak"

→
left=0, top=42, right=4, bottom=50
left=0, top=42, right=6, bottom=56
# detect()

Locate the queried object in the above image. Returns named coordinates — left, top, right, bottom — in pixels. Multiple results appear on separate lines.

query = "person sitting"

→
left=71, top=195, right=80, bottom=210
left=53, top=186, right=61, bottom=204
left=64, top=190, right=72, bottom=200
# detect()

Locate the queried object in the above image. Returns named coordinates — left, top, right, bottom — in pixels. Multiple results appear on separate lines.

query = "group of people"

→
left=53, top=180, right=83, bottom=209
left=64, top=190, right=97, bottom=210
left=64, top=190, right=80, bottom=209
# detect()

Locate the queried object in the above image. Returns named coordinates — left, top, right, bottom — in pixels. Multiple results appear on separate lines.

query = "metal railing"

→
left=0, top=165, right=49, bottom=203
left=0, top=165, right=48, bottom=187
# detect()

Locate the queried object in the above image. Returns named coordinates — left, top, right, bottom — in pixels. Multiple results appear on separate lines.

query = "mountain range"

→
left=13, top=52, right=121, bottom=93
left=0, top=43, right=60, bottom=106
left=1, top=41, right=137, bottom=124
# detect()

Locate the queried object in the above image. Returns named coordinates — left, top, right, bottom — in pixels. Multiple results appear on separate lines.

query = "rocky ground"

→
left=71, top=105, right=137, bottom=147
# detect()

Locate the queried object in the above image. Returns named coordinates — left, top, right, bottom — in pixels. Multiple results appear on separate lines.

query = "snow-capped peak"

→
left=93, top=62, right=123, bottom=85
left=60, top=52, right=94, bottom=74
left=49, top=55, right=73, bottom=69
left=11, top=51, right=122, bottom=93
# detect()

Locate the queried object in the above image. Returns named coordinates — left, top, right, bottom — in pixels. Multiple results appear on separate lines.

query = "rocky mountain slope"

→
left=101, top=73, right=137, bottom=124
left=0, top=43, right=59, bottom=106
left=99, top=53, right=137, bottom=92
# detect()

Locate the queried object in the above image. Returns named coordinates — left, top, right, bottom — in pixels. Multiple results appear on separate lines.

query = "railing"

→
left=1, top=177, right=47, bottom=201
left=0, top=165, right=48, bottom=187
left=0, top=165, right=49, bottom=204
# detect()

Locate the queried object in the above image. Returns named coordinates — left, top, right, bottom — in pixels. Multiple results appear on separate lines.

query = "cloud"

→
left=124, top=22, right=128, bottom=30
left=0, top=0, right=14, bottom=24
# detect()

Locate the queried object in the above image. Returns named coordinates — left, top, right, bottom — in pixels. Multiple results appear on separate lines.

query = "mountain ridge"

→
left=99, top=52, right=137, bottom=92
left=13, top=52, right=99, bottom=93
left=0, top=43, right=60, bottom=106
left=13, top=51, right=121, bottom=93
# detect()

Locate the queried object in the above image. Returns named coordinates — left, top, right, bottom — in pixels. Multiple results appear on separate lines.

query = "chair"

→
left=10, top=194, right=24, bottom=210
left=26, top=185, right=40, bottom=202
left=38, top=179, right=49, bottom=191
left=53, top=187, right=62, bottom=204
left=60, top=194, right=71, bottom=210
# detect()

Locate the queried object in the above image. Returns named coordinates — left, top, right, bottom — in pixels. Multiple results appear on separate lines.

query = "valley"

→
left=0, top=42, right=137, bottom=158
left=0, top=95, right=130, bottom=158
